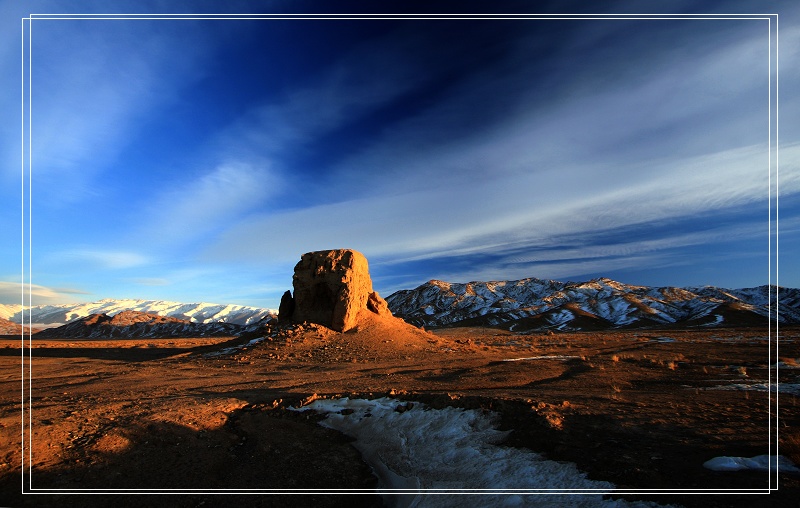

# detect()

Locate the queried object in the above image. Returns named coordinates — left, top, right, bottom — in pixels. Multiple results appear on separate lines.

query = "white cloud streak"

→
left=136, top=161, right=275, bottom=246
left=50, top=249, right=150, bottom=270
left=207, top=142, right=793, bottom=267
left=0, top=280, right=91, bottom=305
left=328, top=19, right=772, bottom=191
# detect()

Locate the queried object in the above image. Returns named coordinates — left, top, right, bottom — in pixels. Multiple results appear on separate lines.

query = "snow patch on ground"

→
left=502, top=355, right=582, bottom=362
left=652, top=337, right=676, bottom=343
left=707, top=382, right=800, bottom=395
left=203, top=336, right=267, bottom=357
left=292, top=397, right=664, bottom=507
left=703, top=455, right=800, bottom=473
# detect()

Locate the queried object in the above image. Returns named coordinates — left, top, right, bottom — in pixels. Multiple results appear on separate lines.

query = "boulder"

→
left=366, top=291, right=390, bottom=317
left=290, top=249, right=384, bottom=332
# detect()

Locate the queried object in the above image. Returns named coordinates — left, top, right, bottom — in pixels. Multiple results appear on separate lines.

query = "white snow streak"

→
left=703, top=455, right=800, bottom=473
left=502, top=355, right=582, bottom=362
left=292, top=397, right=665, bottom=507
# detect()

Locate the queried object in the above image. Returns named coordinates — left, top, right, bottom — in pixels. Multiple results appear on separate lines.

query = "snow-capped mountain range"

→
left=0, top=298, right=276, bottom=327
left=385, top=278, right=800, bottom=331
left=2, top=277, right=797, bottom=335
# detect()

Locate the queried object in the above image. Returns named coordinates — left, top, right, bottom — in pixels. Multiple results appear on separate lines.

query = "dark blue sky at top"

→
left=0, top=0, right=797, bottom=307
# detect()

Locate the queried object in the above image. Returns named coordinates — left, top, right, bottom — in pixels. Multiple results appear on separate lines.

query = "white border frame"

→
left=20, top=12, right=781, bottom=498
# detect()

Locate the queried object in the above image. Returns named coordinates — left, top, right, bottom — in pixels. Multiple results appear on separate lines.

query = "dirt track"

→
left=0, top=324, right=798, bottom=507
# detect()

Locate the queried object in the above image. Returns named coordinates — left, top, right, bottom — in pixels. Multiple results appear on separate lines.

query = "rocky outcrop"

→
left=278, top=290, right=295, bottom=323
left=366, top=291, right=391, bottom=317
left=285, top=249, right=390, bottom=332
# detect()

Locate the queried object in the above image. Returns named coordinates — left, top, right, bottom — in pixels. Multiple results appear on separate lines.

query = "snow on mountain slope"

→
left=0, top=299, right=276, bottom=327
left=0, top=304, right=23, bottom=321
left=386, top=278, right=800, bottom=331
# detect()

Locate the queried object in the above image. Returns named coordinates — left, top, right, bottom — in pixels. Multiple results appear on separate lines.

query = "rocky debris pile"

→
left=219, top=316, right=441, bottom=365
left=279, top=249, right=392, bottom=332
left=213, top=321, right=340, bottom=361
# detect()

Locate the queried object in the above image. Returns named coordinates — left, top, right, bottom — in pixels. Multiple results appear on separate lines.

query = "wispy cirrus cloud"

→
left=117, top=24, right=460, bottom=255
left=206, top=140, right=794, bottom=272
left=135, top=161, right=276, bottom=248
left=49, top=249, right=150, bottom=270
left=0, top=280, right=91, bottom=305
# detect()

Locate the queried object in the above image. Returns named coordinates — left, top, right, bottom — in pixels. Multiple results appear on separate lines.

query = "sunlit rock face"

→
left=288, top=249, right=386, bottom=332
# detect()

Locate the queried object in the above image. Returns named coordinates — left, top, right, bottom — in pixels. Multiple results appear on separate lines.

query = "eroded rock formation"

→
left=281, top=249, right=391, bottom=332
left=278, top=290, right=295, bottom=323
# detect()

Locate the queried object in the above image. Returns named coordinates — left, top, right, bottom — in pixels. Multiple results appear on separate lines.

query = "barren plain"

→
left=1, top=322, right=798, bottom=507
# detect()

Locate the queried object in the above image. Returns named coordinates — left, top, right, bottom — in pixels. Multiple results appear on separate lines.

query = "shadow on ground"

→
left=2, top=403, right=381, bottom=508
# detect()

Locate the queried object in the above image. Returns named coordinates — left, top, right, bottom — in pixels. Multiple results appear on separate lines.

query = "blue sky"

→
left=1, top=0, right=799, bottom=308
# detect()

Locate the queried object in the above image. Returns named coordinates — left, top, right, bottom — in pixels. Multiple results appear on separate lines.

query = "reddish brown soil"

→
left=0, top=324, right=798, bottom=507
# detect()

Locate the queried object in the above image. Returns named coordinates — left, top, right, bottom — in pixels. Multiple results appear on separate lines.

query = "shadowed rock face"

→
left=278, top=290, right=295, bottom=324
left=289, top=249, right=387, bottom=332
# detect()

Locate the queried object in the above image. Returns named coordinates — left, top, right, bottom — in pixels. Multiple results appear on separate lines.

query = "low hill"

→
left=36, top=310, right=248, bottom=339
left=0, top=316, right=40, bottom=336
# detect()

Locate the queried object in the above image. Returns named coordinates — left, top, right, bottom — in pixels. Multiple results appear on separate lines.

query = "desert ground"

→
left=0, top=320, right=798, bottom=507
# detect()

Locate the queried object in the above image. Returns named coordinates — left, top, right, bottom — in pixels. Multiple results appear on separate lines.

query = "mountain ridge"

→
left=385, top=277, right=799, bottom=331
left=3, top=277, right=798, bottom=334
